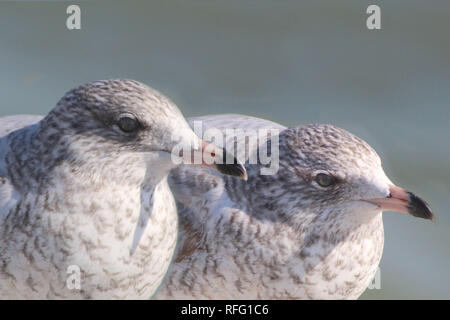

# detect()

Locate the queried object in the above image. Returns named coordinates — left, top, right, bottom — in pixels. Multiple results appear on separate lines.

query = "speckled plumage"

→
left=156, top=114, right=391, bottom=300
left=0, top=79, right=212, bottom=299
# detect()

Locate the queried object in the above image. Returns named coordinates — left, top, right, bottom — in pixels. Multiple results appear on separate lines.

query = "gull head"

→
left=255, top=124, right=433, bottom=224
left=38, top=79, right=246, bottom=185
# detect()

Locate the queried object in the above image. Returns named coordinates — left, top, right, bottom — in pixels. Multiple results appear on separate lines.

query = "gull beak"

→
left=179, top=139, right=247, bottom=180
left=363, top=185, right=434, bottom=221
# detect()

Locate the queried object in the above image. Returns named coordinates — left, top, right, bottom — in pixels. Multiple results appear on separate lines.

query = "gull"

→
left=156, top=114, right=433, bottom=300
left=0, top=80, right=246, bottom=299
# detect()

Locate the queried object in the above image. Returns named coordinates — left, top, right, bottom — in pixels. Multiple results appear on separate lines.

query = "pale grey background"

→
left=0, top=0, right=448, bottom=299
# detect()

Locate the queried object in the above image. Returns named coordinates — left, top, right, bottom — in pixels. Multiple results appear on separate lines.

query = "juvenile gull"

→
left=0, top=81, right=246, bottom=299
left=156, top=114, right=433, bottom=300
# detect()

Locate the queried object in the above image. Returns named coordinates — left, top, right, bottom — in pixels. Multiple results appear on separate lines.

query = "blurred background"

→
left=0, top=0, right=448, bottom=299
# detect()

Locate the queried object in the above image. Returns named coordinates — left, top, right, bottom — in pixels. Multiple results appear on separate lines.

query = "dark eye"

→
left=118, top=117, right=138, bottom=133
left=314, top=173, right=336, bottom=187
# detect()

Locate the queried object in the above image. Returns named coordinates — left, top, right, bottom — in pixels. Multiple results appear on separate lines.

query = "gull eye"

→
left=118, top=117, right=138, bottom=133
left=314, top=172, right=336, bottom=187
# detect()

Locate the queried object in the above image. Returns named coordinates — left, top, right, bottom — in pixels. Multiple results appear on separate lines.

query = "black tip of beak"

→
left=216, top=151, right=247, bottom=180
left=407, top=192, right=434, bottom=221
left=216, top=161, right=247, bottom=180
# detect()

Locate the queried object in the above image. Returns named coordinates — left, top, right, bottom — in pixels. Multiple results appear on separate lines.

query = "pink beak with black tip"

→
left=178, top=139, right=248, bottom=180
left=363, top=185, right=434, bottom=221
left=199, top=140, right=248, bottom=180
